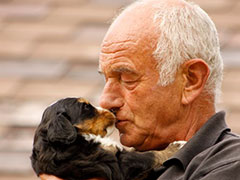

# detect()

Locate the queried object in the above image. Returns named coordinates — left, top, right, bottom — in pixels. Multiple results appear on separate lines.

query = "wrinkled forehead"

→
left=99, top=7, right=159, bottom=73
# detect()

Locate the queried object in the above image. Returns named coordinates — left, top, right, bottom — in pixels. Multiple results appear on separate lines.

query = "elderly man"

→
left=41, top=0, right=240, bottom=179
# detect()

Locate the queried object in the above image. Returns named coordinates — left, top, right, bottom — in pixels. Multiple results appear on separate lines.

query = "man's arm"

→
left=40, top=174, right=106, bottom=180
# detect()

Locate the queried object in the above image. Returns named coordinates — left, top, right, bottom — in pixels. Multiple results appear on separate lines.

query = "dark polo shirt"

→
left=155, top=111, right=240, bottom=180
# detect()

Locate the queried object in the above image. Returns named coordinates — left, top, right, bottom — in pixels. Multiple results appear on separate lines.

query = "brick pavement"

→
left=0, top=0, right=239, bottom=179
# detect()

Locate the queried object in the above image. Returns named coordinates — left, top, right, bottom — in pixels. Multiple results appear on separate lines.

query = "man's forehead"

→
left=98, top=1, right=159, bottom=75
left=101, top=39, right=138, bottom=54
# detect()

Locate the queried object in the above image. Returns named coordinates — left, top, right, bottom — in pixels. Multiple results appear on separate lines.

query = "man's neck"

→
left=182, top=97, right=216, bottom=141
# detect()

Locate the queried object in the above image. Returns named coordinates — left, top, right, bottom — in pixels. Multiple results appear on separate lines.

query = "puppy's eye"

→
left=83, top=103, right=92, bottom=111
left=80, top=103, right=96, bottom=119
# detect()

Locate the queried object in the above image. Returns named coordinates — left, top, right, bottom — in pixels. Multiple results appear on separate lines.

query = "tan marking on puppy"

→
left=75, top=107, right=116, bottom=137
left=77, top=97, right=90, bottom=104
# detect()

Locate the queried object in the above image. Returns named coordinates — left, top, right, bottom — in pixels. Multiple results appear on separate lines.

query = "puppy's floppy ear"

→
left=47, top=112, right=77, bottom=144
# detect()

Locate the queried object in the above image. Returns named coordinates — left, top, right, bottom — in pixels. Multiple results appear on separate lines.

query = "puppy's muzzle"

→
left=75, top=106, right=116, bottom=137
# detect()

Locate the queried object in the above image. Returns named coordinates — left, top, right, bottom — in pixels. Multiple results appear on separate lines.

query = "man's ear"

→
left=47, top=112, right=77, bottom=144
left=181, top=59, right=210, bottom=105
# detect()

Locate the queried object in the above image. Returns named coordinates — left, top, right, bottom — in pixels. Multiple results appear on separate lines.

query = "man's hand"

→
left=39, top=174, right=106, bottom=180
left=40, top=174, right=63, bottom=180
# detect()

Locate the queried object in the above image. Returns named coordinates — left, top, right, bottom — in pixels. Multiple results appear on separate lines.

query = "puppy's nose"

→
left=110, top=108, right=118, bottom=116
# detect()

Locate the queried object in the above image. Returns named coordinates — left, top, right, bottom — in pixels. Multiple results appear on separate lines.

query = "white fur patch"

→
left=83, top=134, right=123, bottom=151
left=106, top=125, right=115, bottom=137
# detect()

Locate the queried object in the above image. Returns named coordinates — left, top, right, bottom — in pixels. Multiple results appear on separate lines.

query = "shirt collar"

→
left=163, top=111, right=230, bottom=170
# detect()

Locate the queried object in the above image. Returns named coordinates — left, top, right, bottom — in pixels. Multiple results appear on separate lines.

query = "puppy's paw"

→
left=152, top=141, right=186, bottom=166
left=166, top=140, right=186, bottom=152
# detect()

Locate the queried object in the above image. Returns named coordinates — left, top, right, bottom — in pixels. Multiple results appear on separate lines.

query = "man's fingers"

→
left=39, top=174, right=63, bottom=180
left=39, top=174, right=106, bottom=180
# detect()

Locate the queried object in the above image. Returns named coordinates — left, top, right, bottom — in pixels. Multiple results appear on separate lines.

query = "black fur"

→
left=30, top=98, right=164, bottom=180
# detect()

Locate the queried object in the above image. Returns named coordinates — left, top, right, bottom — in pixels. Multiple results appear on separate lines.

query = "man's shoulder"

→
left=196, top=130, right=240, bottom=161
left=213, top=130, right=240, bottom=154
left=188, top=131, right=240, bottom=176
left=183, top=131, right=240, bottom=179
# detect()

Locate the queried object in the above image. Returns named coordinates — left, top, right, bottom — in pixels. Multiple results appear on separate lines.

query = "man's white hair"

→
left=127, top=0, right=223, bottom=103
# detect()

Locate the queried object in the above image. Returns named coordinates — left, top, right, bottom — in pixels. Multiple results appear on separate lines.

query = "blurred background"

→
left=0, top=0, right=239, bottom=179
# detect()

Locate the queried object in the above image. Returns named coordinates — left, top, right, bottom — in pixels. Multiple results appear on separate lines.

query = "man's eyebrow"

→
left=98, top=66, right=137, bottom=75
left=112, top=67, right=137, bottom=74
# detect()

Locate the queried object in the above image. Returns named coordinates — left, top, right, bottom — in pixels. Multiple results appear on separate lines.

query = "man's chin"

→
left=119, top=133, right=144, bottom=150
left=119, top=133, right=133, bottom=147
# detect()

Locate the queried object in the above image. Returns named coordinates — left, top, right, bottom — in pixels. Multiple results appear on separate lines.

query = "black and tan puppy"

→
left=31, top=97, right=185, bottom=180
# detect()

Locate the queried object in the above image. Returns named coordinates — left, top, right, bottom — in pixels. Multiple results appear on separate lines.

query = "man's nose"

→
left=99, top=81, right=123, bottom=111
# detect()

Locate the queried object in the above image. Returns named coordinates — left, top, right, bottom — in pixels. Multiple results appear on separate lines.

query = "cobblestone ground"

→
left=0, top=0, right=239, bottom=179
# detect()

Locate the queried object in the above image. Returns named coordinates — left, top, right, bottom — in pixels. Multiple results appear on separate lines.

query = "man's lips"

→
left=115, top=119, right=128, bottom=129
